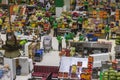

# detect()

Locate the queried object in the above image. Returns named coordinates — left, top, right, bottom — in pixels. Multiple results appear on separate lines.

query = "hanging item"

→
left=103, top=11, right=107, bottom=19
left=13, top=5, right=19, bottom=14
left=20, top=6, right=26, bottom=15
left=99, top=11, right=103, bottom=18
left=99, top=11, right=107, bottom=19
left=92, top=10, right=97, bottom=18
left=115, top=9, right=119, bottom=21
left=10, top=5, right=14, bottom=15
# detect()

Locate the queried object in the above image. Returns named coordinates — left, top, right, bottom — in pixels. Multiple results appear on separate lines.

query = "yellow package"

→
left=71, top=65, right=77, bottom=73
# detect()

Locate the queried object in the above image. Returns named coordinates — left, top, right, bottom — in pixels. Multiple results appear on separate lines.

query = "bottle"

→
left=0, top=35, right=3, bottom=48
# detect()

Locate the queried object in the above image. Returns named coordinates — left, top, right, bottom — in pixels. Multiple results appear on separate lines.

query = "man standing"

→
left=64, top=32, right=69, bottom=48
left=49, top=15, right=54, bottom=26
left=105, top=24, right=110, bottom=40
left=57, top=35, right=63, bottom=51
left=79, top=33, right=84, bottom=41
left=77, top=16, right=83, bottom=32
left=84, top=0, right=89, bottom=11
left=53, top=21, right=58, bottom=37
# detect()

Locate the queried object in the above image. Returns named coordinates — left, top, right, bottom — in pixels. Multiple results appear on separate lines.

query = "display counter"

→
left=90, top=53, right=110, bottom=67
left=69, top=40, right=112, bottom=52
left=58, top=57, right=88, bottom=79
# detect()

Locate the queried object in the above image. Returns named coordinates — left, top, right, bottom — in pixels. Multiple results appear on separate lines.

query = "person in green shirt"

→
left=64, top=32, right=69, bottom=48
left=84, top=0, right=89, bottom=11
left=79, top=33, right=84, bottom=41
left=105, top=24, right=110, bottom=40
left=77, top=16, right=83, bottom=32
left=53, top=21, right=58, bottom=37
left=69, top=32, right=75, bottom=39
left=57, top=35, right=63, bottom=51
left=49, top=15, right=55, bottom=26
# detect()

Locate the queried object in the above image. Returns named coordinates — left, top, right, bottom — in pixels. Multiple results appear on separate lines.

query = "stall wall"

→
left=19, top=58, right=29, bottom=75
left=28, top=59, right=33, bottom=72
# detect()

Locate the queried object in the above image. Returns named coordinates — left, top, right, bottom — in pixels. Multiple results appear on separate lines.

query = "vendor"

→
left=84, top=0, right=89, bottom=11
left=53, top=21, right=58, bottom=37
left=57, top=35, right=63, bottom=51
left=49, top=15, right=55, bottom=26
left=77, top=16, right=83, bottom=32
left=79, top=33, right=84, bottom=41
left=64, top=32, right=69, bottom=48
left=105, top=24, right=110, bottom=40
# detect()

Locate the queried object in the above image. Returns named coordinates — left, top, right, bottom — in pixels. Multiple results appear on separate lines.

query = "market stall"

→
left=4, top=57, right=33, bottom=80
left=58, top=56, right=90, bottom=79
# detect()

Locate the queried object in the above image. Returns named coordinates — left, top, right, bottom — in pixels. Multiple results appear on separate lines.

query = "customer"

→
left=57, top=35, right=63, bottom=51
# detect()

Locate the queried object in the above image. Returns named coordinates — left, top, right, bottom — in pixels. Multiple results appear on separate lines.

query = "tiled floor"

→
left=0, top=32, right=116, bottom=80
left=15, top=36, right=62, bottom=80
left=15, top=39, right=116, bottom=80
